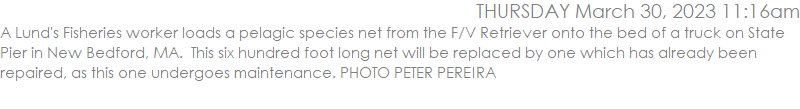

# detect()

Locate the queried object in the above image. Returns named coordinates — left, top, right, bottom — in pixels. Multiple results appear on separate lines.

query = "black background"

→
left=0, top=1, right=797, bottom=106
